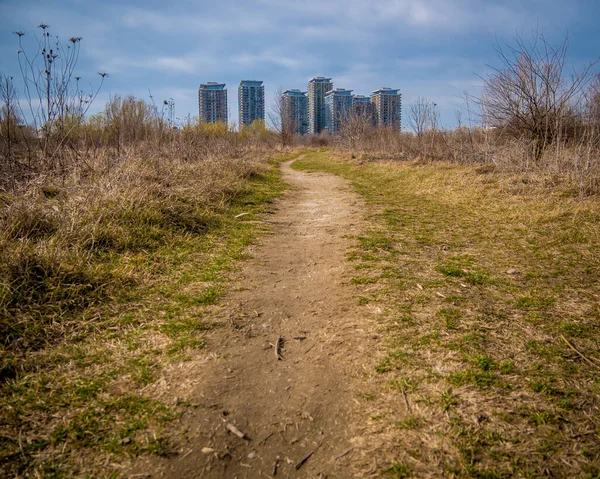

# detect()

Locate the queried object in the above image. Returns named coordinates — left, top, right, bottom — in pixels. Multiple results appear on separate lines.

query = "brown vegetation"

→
left=322, top=33, right=600, bottom=196
left=294, top=150, right=600, bottom=478
left=1, top=35, right=287, bottom=474
left=0, top=118, right=290, bottom=476
left=1, top=25, right=599, bottom=478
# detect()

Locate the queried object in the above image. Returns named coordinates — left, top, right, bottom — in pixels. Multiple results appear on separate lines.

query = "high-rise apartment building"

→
left=281, top=89, right=308, bottom=135
left=352, top=95, right=375, bottom=124
left=238, top=80, right=265, bottom=127
left=370, top=88, right=402, bottom=129
left=198, top=82, right=228, bottom=124
left=307, top=77, right=333, bottom=134
left=324, top=88, right=353, bottom=133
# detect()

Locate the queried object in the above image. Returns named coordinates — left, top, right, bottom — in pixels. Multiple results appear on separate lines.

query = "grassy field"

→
left=0, top=150, right=298, bottom=477
left=293, top=150, right=600, bottom=478
left=3, top=146, right=599, bottom=478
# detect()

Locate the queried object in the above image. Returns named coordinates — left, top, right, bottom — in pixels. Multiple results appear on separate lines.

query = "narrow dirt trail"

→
left=132, top=160, right=380, bottom=478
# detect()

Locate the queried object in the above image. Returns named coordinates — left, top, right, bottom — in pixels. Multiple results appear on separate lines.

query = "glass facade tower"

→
left=324, top=88, right=353, bottom=133
left=370, top=88, right=402, bottom=129
left=282, top=89, right=308, bottom=135
left=198, top=82, right=228, bottom=124
left=238, top=80, right=265, bottom=127
left=307, top=77, right=333, bottom=134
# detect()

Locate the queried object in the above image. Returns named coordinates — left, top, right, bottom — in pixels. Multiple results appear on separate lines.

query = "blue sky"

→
left=1, top=0, right=600, bottom=129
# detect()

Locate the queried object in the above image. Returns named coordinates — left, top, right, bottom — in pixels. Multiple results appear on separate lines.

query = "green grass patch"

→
left=386, top=462, right=411, bottom=478
left=438, top=307, right=462, bottom=329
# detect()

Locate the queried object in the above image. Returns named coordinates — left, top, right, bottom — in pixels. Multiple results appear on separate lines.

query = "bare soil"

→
left=129, top=160, right=379, bottom=478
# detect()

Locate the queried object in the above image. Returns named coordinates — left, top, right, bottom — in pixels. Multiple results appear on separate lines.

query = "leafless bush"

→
left=0, top=25, right=107, bottom=185
left=0, top=75, right=19, bottom=178
left=13, top=25, right=106, bottom=166
left=407, top=97, right=433, bottom=139
left=102, top=95, right=163, bottom=148
left=479, top=32, right=598, bottom=161
left=268, top=88, right=296, bottom=147
left=338, top=111, right=375, bottom=150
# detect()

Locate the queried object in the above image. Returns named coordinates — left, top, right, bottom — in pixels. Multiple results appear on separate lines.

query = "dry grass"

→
left=330, top=127, right=600, bottom=197
left=294, top=150, right=600, bottom=478
left=0, top=140, right=299, bottom=477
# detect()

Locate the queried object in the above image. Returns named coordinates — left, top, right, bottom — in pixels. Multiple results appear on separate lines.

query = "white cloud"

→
left=371, top=0, right=520, bottom=31
left=258, top=0, right=527, bottom=33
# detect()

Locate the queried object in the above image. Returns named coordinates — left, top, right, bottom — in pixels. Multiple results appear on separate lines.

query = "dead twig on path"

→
left=560, top=334, right=600, bottom=368
left=259, top=432, right=274, bottom=446
left=334, top=448, right=353, bottom=460
left=180, top=449, right=194, bottom=460
left=304, top=342, right=317, bottom=355
left=275, top=337, right=284, bottom=360
left=401, top=386, right=412, bottom=413
left=295, top=451, right=314, bottom=470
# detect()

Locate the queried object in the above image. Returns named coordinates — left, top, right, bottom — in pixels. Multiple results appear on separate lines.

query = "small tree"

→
left=407, top=97, right=440, bottom=157
left=0, top=75, right=19, bottom=171
left=339, top=110, right=373, bottom=150
left=12, top=24, right=107, bottom=168
left=578, top=74, right=600, bottom=171
left=268, top=87, right=295, bottom=147
left=407, top=97, right=432, bottom=138
left=104, top=95, right=158, bottom=149
left=479, top=32, right=598, bottom=160
left=588, top=74, right=600, bottom=128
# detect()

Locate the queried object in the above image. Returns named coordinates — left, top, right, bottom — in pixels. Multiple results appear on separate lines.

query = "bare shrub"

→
left=479, top=32, right=598, bottom=161
left=0, top=25, right=107, bottom=185
left=338, top=111, right=375, bottom=150
left=103, top=95, right=164, bottom=148
left=407, top=97, right=433, bottom=139
left=268, top=87, right=296, bottom=147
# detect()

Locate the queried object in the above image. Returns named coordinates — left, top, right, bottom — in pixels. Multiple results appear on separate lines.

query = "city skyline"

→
left=1, top=1, right=599, bottom=130
left=197, top=77, right=402, bottom=133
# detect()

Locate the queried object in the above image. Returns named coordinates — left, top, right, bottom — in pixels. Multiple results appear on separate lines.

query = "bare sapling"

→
left=478, top=31, right=598, bottom=163
left=12, top=24, right=107, bottom=173
left=0, top=75, right=18, bottom=180
left=339, top=109, right=374, bottom=150
left=269, top=87, right=295, bottom=148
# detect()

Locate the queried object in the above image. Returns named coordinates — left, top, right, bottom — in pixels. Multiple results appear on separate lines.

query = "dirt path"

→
left=131, top=160, right=379, bottom=478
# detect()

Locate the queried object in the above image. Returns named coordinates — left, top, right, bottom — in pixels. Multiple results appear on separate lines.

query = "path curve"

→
left=132, top=159, right=378, bottom=478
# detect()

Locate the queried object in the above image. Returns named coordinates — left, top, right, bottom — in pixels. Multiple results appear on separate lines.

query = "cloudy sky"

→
left=1, top=0, right=599, bottom=129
